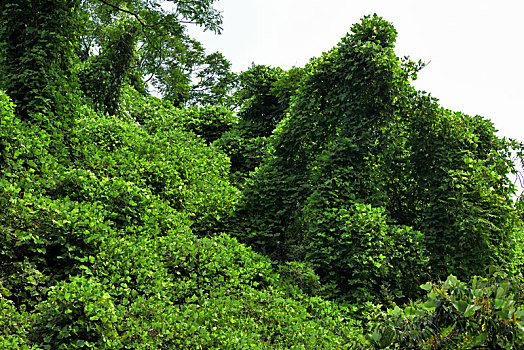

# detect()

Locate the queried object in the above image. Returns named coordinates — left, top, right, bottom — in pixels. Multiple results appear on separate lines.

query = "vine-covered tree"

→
left=0, top=0, right=233, bottom=120
left=0, top=0, right=81, bottom=119
left=230, top=14, right=522, bottom=305
left=215, top=65, right=304, bottom=185
left=79, top=0, right=235, bottom=107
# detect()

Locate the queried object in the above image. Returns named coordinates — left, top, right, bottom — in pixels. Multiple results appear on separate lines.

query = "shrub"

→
left=0, top=298, right=38, bottom=349
left=0, top=193, right=111, bottom=307
left=111, top=233, right=360, bottom=349
left=305, top=203, right=429, bottom=306
left=363, top=272, right=524, bottom=349
left=31, top=276, right=120, bottom=349
left=72, top=111, right=238, bottom=235
left=176, top=105, right=237, bottom=144
left=214, top=124, right=270, bottom=185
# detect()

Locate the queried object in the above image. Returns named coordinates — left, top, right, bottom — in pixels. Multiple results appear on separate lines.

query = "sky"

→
left=187, top=0, right=524, bottom=143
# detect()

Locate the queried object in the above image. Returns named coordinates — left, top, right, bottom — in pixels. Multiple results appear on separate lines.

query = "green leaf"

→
left=452, top=300, right=468, bottom=313
left=405, top=306, right=416, bottom=316
left=420, top=283, right=432, bottom=291
left=496, top=286, right=506, bottom=299
left=423, top=299, right=436, bottom=310
left=494, top=298, right=506, bottom=309
left=371, top=330, right=381, bottom=342
left=464, top=304, right=480, bottom=318
left=473, top=333, right=488, bottom=345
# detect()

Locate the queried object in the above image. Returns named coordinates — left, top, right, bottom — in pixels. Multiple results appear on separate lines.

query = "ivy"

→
left=0, top=0, right=80, bottom=120
left=231, top=14, right=522, bottom=307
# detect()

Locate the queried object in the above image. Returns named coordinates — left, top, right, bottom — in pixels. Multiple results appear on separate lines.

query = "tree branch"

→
left=94, top=0, right=150, bottom=28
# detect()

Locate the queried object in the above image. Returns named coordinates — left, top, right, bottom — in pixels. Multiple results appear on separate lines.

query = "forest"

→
left=1, top=0, right=524, bottom=349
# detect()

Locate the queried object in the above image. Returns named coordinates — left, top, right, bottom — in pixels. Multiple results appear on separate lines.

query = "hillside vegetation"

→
left=1, top=1, right=524, bottom=349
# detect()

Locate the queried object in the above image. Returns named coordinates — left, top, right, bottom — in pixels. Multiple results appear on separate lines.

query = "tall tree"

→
left=0, top=0, right=81, bottom=119
left=0, top=0, right=229, bottom=119
left=231, top=15, right=522, bottom=304
left=78, top=19, right=139, bottom=115
left=79, top=0, right=231, bottom=107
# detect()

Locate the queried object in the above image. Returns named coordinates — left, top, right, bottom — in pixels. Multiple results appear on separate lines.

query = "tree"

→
left=0, top=0, right=81, bottom=119
left=234, top=64, right=287, bottom=137
left=80, top=0, right=233, bottom=107
left=230, top=15, right=522, bottom=305
left=214, top=65, right=304, bottom=185
left=187, top=51, right=238, bottom=106
left=78, top=19, right=139, bottom=115
left=0, top=0, right=231, bottom=120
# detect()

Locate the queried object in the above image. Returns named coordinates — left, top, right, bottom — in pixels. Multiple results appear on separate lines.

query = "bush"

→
left=176, top=105, right=237, bottom=144
left=305, top=203, right=429, bottom=306
left=109, top=233, right=360, bottom=349
left=363, top=272, right=524, bottom=349
left=277, top=261, right=323, bottom=297
left=72, top=111, right=238, bottom=235
left=120, top=86, right=237, bottom=144
left=0, top=193, right=111, bottom=308
left=214, top=124, right=270, bottom=185
left=0, top=298, right=38, bottom=349
left=32, top=276, right=120, bottom=349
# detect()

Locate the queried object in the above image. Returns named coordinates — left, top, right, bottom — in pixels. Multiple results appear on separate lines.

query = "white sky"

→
left=188, top=0, right=524, bottom=143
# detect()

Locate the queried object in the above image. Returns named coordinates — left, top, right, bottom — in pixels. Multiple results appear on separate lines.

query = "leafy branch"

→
left=94, top=0, right=150, bottom=28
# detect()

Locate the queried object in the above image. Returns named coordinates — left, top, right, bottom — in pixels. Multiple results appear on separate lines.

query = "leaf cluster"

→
left=364, top=272, right=524, bottom=349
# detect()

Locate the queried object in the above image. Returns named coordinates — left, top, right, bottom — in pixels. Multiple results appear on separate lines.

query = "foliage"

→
left=213, top=64, right=304, bottom=184
left=176, top=105, right=238, bottom=143
left=0, top=0, right=234, bottom=118
left=363, top=272, right=524, bottom=349
left=92, top=232, right=359, bottom=349
left=304, top=203, right=429, bottom=305
left=214, top=125, right=270, bottom=185
left=72, top=106, right=238, bottom=235
left=31, top=276, right=120, bottom=349
left=406, top=99, right=520, bottom=280
left=234, top=64, right=286, bottom=137
left=78, top=19, right=139, bottom=115
left=79, top=0, right=236, bottom=106
left=2, top=2, right=524, bottom=347
left=0, top=0, right=80, bottom=119
left=187, top=51, right=238, bottom=106
left=0, top=87, right=361, bottom=347
left=277, top=260, right=323, bottom=297
left=0, top=298, right=38, bottom=349
left=230, top=14, right=522, bottom=308
left=121, top=85, right=236, bottom=142
left=1, top=194, right=110, bottom=307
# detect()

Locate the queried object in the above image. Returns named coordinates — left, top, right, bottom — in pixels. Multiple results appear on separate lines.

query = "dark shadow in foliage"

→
left=214, top=65, right=304, bottom=186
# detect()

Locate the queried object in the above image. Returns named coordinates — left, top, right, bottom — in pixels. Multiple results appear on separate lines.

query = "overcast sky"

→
left=188, top=0, right=524, bottom=143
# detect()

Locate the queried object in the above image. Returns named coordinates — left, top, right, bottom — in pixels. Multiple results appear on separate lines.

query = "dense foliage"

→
left=362, top=272, right=524, bottom=349
left=215, top=64, right=303, bottom=185
left=1, top=1, right=524, bottom=348
left=230, top=14, right=522, bottom=307
left=0, top=86, right=359, bottom=349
